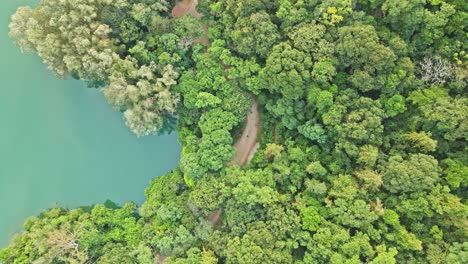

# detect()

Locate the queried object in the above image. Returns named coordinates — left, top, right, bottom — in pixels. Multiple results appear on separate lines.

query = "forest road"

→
left=162, top=5, right=260, bottom=262
left=172, top=0, right=260, bottom=167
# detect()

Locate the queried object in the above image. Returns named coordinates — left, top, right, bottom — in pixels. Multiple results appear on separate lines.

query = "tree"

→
left=404, top=131, right=437, bottom=153
left=420, top=96, right=468, bottom=142
left=230, top=11, right=280, bottom=58
left=173, top=14, right=205, bottom=50
left=370, top=245, right=398, bottom=264
left=384, top=94, right=407, bottom=117
left=336, top=24, right=396, bottom=73
left=0, top=204, right=145, bottom=263
left=300, top=206, right=322, bottom=232
left=276, top=0, right=313, bottom=30
left=197, top=129, right=235, bottom=171
left=308, top=88, right=334, bottom=116
left=306, top=161, right=328, bottom=178
left=354, top=169, right=383, bottom=192
left=330, top=199, right=379, bottom=230
left=442, top=158, right=468, bottom=189
left=225, top=223, right=294, bottom=263
left=189, top=175, right=225, bottom=214
left=4, top=0, right=468, bottom=262
left=222, top=0, right=278, bottom=18
left=104, top=62, right=180, bottom=137
left=261, top=42, right=313, bottom=100
left=325, top=95, right=385, bottom=157
left=289, top=23, right=334, bottom=61
left=382, top=154, right=440, bottom=194
left=315, top=0, right=353, bottom=26
left=155, top=226, right=196, bottom=256
left=419, top=56, right=454, bottom=85
left=382, top=0, right=425, bottom=39
left=356, top=145, right=379, bottom=167
left=9, top=0, right=125, bottom=81
left=447, top=242, right=468, bottom=264
left=298, top=121, right=327, bottom=144
left=166, top=247, right=218, bottom=264
left=304, top=222, right=351, bottom=263
left=312, top=60, right=337, bottom=85
left=46, top=229, right=88, bottom=263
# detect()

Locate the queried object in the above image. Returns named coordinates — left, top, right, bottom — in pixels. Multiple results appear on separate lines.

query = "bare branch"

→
left=419, top=56, right=453, bottom=86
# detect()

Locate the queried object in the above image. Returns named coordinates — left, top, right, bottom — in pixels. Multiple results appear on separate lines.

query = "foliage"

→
left=3, top=0, right=467, bottom=263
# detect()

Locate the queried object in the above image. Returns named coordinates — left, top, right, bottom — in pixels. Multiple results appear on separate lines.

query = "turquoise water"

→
left=0, top=0, right=180, bottom=247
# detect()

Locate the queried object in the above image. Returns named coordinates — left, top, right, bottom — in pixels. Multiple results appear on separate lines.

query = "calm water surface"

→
left=0, top=0, right=180, bottom=246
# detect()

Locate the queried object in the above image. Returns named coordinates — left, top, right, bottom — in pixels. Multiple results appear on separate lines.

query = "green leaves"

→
left=0, top=204, right=146, bottom=264
left=199, top=109, right=238, bottom=134
left=194, top=92, right=222, bottom=108
left=230, top=11, right=280, bottom=58
left=261, top=42, right=312, bottom=100
left=383, top=209, right=400, bottom=227
left=404, top=131, right=437, bottom=153
left=383, top=154, right=440, bottom=194
left=337, top=24, right=396, bottom=71
left=289, top=23, right=334, bottom=60
left=9, top=0, right=120, bottom=81
left=443, top=158, right=468, bottom=189
left=384, top=94, right=407, bottom=117
left=5, top=0, right=468, bottom=263
left=447, top=242, right=468, bottom=264
left=382, top=0, right=425, bottom=39
left=104, top=63, right=180, bottom=137
left=300, top=206, right=322, bottom=231
left=299, top=121, right=327, bottom=143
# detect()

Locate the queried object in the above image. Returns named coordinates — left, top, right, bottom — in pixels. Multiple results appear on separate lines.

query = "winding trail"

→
left=155, top=2, right=261, bottom=262
left=172, top=0, right=260, bottom=167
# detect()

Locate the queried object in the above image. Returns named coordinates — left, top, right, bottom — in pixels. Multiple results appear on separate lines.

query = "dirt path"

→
left=162, top=4, right=260, bottom=261
left=232, top=99, right=260, bottom=166
left=172, top=0, right=202, bottom=18
left=172, top=0, right=260, bottom=166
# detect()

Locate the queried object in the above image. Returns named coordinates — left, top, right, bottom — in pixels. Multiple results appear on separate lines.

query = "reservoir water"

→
left=0, top=0, right=181, bottom=247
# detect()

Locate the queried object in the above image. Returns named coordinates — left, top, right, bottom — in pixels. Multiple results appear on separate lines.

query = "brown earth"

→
left=232, top=99, right=261, bottom=166
left=208, top=208, right=223, bottom=227
left=172, top=0, right=203, bottom=19
left=157, top=255, right=166, bottom=264
left=172, top=0, right=209, bottom=46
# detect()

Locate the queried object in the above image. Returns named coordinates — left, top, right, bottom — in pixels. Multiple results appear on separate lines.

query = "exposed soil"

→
left=157, top=254, right=167, bottom=264
left=195, top=24, right=209, bottom=46
left=232, top=100, right=261, bottom=166
left=172, top=0, right=209, bottom=46
left=172, top=0, right=202, bottom=19
left=208, top=208, right=223, bottom=227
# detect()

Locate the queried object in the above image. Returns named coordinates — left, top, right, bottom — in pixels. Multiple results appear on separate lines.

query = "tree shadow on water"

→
left=157, top=114, right=178, bottom=136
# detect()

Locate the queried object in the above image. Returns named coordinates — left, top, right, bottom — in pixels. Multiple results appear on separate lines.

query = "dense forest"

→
left=1, top=0, right=467, bottom=263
